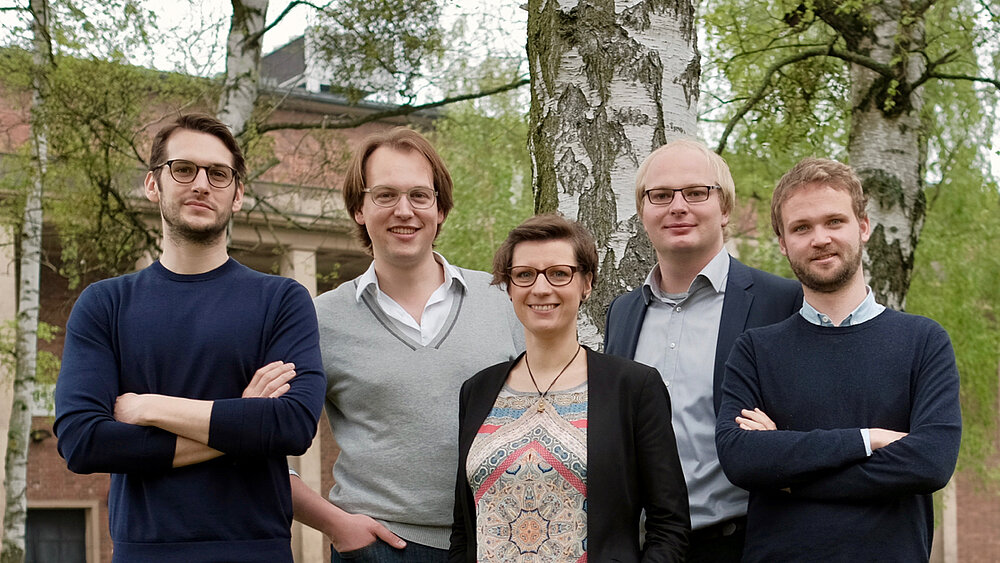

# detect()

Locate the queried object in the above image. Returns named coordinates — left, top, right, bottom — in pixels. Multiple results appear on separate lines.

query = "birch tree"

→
left=702, top=0, right=999, bottom=471
left=2, top=0, right=49, bottom=559
left=708, top=0, right=1000, bottom=310
left=218, top=0, right=269, bottom=137
left=527, top=0, right=700, bottom=346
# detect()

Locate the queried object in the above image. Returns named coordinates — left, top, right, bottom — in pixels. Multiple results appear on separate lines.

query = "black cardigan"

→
left=449, top=347, right=690, bottom=562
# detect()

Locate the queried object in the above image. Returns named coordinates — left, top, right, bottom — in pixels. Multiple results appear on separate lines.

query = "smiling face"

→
left=778, top=183, right=870, bottom=294
left=639, top=145, right=729, bottom=263
left=144, top=129, right=244, bottom=246
left=354, top=146, right=444, bottom=270
left=508, top=239, right=593, bottom=340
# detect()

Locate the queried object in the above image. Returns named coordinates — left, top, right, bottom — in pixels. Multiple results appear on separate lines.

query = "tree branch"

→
left=925, top=73, right=1000, bottom=90
left=250, top=0, right=333, bottom=44
left=715, top=36, right=900, bottom=155
left=257, top=77, right=529, bottom=134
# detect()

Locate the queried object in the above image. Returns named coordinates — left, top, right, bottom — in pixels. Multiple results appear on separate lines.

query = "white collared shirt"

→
left=355, top=252, right=469, bottom=345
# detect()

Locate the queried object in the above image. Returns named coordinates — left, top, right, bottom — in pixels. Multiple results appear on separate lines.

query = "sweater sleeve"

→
left=788, top=326, right=961, bottom=501
left=635, top=367, right=690, bottom=562
left=207, top=281, right=326, bottom=457
left=715, top=333, right=869, bottom=490
left=54, top=285, right=177, bottom=474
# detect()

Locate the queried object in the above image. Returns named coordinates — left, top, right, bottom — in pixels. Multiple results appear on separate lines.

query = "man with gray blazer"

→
left=604, top=139, right=801, bottom=562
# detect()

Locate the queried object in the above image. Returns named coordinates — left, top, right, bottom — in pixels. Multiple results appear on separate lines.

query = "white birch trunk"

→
left=846, top=1, right=926, bottom=310
left=217, top=0, right=269, bottom=137
left=2, top=1, right=49, bottom=561
left=527, top=0, right=699, bottom=347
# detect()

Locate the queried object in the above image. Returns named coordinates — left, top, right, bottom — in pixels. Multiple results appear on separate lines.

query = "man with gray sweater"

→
left=291, top=128, right=524, bottom=562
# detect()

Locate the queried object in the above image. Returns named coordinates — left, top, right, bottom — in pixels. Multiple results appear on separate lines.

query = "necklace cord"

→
left=524, top=344, right=583, bottom=406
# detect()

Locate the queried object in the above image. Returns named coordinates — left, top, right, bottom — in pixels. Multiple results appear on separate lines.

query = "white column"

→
left=942, top=477, right=958, bottom=563
left=280, top=248, right=324, bottom=562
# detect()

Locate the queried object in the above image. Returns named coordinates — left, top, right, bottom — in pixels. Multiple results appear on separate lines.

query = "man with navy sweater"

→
left=54, top=113, right=326, bottom=562
left=715, top=158, right=961, bottom=561
left=604, top=139, right=801, bottom=562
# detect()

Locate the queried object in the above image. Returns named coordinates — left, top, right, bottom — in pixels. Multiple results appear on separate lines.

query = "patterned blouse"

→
left=465, top=384, right=589, bottom=562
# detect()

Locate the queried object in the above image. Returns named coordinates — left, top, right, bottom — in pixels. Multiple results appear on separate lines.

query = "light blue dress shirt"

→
left=634, top=248, right=747, bottom=530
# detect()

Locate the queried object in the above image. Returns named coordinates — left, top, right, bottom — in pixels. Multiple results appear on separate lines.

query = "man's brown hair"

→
left=771, top=158, right=868, bottom=236
left=149, top=113, right=246, bottom=182
left=342, top=127, right=454, bottom=252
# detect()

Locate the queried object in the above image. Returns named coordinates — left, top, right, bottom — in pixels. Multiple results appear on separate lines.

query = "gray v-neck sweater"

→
left=314, top=267, right=524, bottom=548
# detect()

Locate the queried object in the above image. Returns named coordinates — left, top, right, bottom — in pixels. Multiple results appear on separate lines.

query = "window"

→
left=26, top=508, right=86, bottom=563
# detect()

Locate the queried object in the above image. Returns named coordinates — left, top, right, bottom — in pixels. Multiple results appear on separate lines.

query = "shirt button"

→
left=675, top=306, right=682, bottom=312
left=821, top=315, right=830, bottom=323
left=669, top=342, right=676, bottom=349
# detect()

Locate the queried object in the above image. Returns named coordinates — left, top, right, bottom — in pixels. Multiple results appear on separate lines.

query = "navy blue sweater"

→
left=715, top=310, right=961, bottom=562
left=54, top=259, right=326, bottom=562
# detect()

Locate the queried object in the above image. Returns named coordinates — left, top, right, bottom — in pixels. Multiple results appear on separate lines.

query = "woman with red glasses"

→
left=450, top=214, right=690, bottom=562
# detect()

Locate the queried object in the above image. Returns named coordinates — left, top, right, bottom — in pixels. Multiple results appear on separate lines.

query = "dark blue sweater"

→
left=715, top=310, right=961, bottom=562
left=54, top=259, right=326, bottom=562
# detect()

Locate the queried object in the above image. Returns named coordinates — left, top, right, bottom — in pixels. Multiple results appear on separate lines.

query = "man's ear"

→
left=859, top=215, right=871, bottom=244
left=232, top=181, right=245, bottom=212
left=778, top=235, right=788, bottom=257
left=144, top=171, right=160, bottom=203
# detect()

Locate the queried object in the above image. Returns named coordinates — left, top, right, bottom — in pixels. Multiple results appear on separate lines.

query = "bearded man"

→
left=54, top=113, right=325, bottom=562
left=714, top=157, right=962, bottom=562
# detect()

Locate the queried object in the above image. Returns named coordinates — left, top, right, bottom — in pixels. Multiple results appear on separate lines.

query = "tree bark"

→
left=217, top=0, right=269, bottom=137
left=527, top=0, right=699, bottom=346
left=822, top=0, right=927, bottom=310
left=2, top=1, right=49, bottom=561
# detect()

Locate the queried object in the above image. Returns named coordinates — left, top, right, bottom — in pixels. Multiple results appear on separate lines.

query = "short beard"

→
left=165, top=220, right=229, bottom=247
left=161, top=204, right=232, bottom=247
left=788, top=245, right=862, bottom=294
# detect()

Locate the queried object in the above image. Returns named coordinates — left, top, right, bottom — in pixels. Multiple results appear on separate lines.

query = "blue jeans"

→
left=331, top=538, right=448, bottom=563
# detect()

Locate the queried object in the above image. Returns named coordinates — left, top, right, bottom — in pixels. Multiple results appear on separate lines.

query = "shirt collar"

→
left=641, top=247, right=730, bottom=304
left=355, top=252, right=468, bottom=302
left=799, top=286, right=885, bottom=327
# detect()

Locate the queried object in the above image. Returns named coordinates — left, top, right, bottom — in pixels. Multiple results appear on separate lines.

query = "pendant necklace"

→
left=525, top=344, right=582, bottom=413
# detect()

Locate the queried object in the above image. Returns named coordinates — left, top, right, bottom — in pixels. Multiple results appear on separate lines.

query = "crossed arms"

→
left=715, top=330, right=961, bottom=501
left=54, top=281, right=326, bottom=474
left=114, top=361, right=299, bottom=467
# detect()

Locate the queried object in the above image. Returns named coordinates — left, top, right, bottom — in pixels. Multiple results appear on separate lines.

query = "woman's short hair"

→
left=491, top=214, right=599, bottom=289
left=342, top=127, right=454, bottom=252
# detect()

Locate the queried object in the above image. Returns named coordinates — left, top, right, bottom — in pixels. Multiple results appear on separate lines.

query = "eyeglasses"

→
left=644, top=185, right=721, bottom=206
left=155, top=159, right=237, bottom=189
left=364, top=186, right=438, bottom=209
left=508, top=265, right=580, bottom=287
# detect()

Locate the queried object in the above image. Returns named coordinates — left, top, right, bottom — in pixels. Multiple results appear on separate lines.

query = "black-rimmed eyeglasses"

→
left=644, top=185, right=721, bottom=206
left=154, top=159, right=237, bottom=189
left=364, top=186, right=438, bottom=209
left=508, top=265, right=580, bottom=287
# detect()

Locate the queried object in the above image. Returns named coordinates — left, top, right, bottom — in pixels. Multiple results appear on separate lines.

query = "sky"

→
left=146, top=0, right=526, bottom=77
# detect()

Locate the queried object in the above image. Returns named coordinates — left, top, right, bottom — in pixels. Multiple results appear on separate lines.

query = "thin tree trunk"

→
left=217, top=0, right=269, bottom=137
left=843, top=1, right=927, bottom=310
left=527, top=0, right=699, bottom=346
left=2, top=1, right=49, bottom=561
